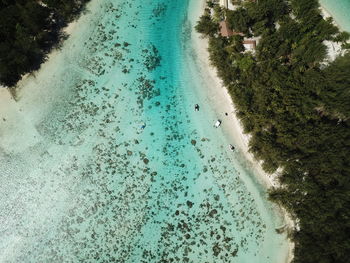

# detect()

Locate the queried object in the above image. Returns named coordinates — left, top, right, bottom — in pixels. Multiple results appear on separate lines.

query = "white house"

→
left=219, top=0, right=236, bottom=10
left=243, top=40, right=256, bottom=51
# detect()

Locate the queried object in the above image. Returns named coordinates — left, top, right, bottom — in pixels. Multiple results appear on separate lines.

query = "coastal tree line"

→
left=0, top=0, right=90, bottom=87
left=196, top=0, right=350, bottom=262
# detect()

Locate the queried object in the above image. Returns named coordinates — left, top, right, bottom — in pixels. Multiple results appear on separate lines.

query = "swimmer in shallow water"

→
left=141, top=123, right=146, bottom=129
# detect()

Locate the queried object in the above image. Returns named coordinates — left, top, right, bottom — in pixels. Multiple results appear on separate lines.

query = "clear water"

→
left=320, top=0, right=350, bottom=32
left=0, top=0, right=289, bottom=262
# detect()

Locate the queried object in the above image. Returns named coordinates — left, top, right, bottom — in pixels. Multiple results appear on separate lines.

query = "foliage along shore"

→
left=0, top=0, right=90, bottom=87
left=196, top=0, right=350, bottom=262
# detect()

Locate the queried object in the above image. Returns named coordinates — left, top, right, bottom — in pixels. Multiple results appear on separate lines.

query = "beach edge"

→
left=188, top=1, right=295, bottom=262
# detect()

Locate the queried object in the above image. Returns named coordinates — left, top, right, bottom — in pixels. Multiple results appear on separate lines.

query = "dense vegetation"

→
left=196, top=0, right=350, bottom=262
left=0, top=0, right=90, bottom=87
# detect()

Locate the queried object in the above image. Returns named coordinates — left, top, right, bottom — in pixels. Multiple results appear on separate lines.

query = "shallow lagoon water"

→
left=0, top=0, right=288, bottom=262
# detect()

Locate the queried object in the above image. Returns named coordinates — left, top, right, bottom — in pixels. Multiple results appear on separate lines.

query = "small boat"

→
left=194, top=104, right=200, bottom=111
left=229, top=144, right=235, bottom=151
left=214, top=120, right=222, bottom=128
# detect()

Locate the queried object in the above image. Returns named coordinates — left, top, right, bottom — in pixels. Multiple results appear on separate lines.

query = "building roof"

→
left=219, top=21, right=245, bottom=37
left=242, top=39, right=256, bottom=50
left=219, top=21, right=233, bottom=37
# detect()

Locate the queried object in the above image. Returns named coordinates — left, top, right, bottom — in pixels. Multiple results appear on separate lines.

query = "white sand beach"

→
left=189, top=1, right=295, bottom=262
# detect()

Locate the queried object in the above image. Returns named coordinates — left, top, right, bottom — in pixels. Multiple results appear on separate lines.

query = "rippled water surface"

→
left=0, top=0, right=288, bottom=262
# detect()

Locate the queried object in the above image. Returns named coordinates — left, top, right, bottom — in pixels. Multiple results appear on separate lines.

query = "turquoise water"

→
left=0, top=0, right=288, bottom=262
left=320, top=0, right=350, bottom=32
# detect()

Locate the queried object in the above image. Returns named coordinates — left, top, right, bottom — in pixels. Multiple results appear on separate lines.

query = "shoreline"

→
left=0, top=2, right=93, bottom=155
left=320, top=6, right=341, bottom=28
left=319, top=5, right=347, bottom=62
left=13, top=19, right=81, bottom=97
left=189, top=1, right=295, bottom=262
left=0, top=23, right=80, bottom=102
left=319, top=1, right=350, bottom=32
